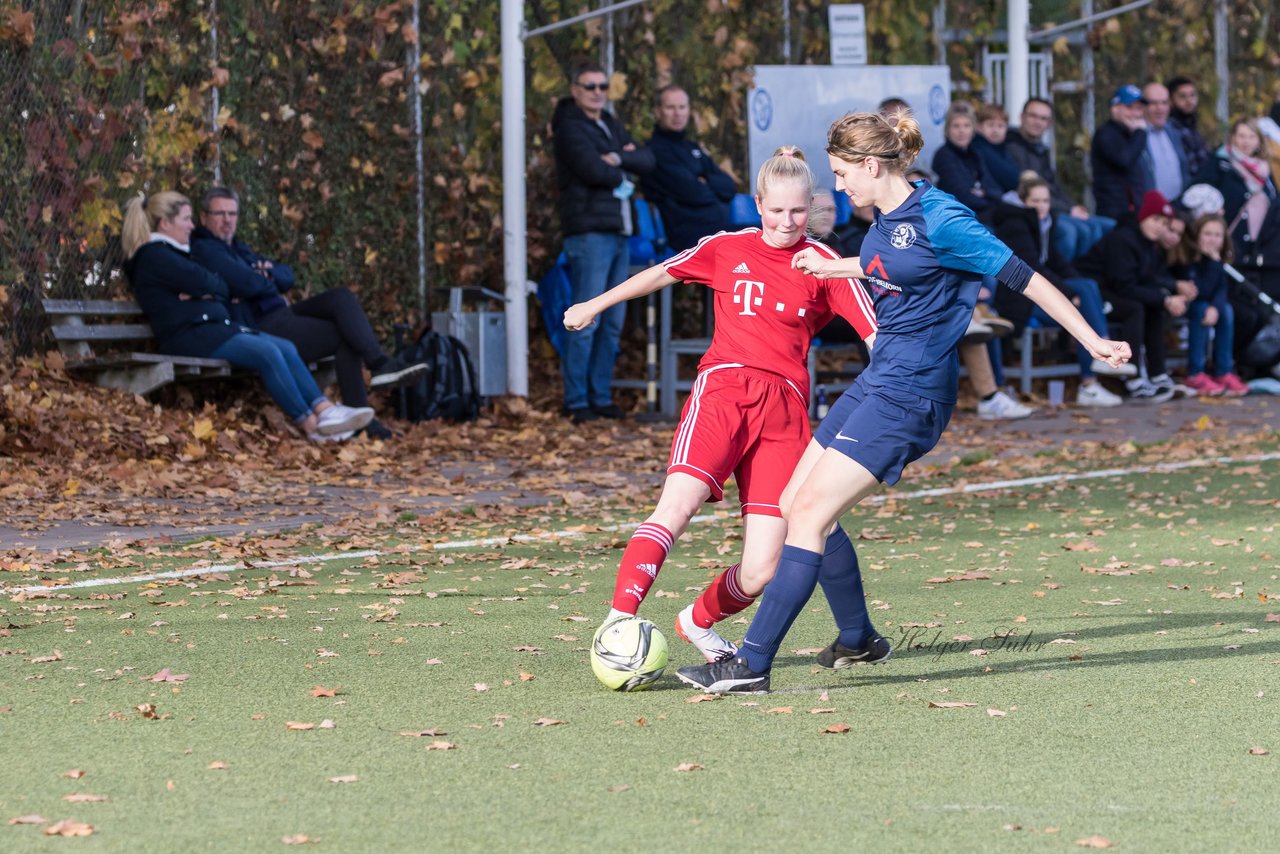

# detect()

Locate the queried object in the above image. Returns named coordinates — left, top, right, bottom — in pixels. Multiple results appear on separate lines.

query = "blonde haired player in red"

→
left=564, top=146, right=877, bottom=662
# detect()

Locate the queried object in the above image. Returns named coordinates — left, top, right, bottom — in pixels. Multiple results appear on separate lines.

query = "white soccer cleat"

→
left=675, top=604, right=739, bottom=663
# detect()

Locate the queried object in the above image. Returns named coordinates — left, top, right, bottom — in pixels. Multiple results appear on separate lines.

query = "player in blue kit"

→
left=677, top=109, right=1133, bottom=693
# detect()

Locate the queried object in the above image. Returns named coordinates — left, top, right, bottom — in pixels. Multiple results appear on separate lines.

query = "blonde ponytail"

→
left=120, top=191, right=192, bottom=259
left=121, top=193, right=151, bottom=259
left=756, top=145, right=815, bottom=199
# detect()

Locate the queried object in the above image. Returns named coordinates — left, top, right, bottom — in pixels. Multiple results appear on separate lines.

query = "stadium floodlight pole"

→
left=501, top=0, right=529, bottom=397
left=1006, top=0, right=1029, bottom=121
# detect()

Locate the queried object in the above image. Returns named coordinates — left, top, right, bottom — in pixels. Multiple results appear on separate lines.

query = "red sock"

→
left=610, top=523, right=674, bottom=613
left=691, top=563, right=754, bottom=628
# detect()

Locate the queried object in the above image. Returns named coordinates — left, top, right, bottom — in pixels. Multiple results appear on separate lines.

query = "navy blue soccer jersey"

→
left=856, top=180, right=1033, bottom=404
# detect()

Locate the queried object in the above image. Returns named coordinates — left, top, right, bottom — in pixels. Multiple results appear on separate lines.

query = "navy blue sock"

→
left=817, top=525, right=874, bottom=648
left=740, top=545, right=822, bottom=673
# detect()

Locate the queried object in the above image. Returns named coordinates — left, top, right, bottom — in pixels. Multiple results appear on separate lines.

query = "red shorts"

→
left=667, top=364, right=811, bottom=516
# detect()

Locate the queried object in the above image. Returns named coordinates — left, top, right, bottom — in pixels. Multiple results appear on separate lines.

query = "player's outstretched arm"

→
left=564, top=265, right=679, bottom=331
left=1023, top=274, right=1132, bottom=368
left=792, top=248, right=864, bottom=279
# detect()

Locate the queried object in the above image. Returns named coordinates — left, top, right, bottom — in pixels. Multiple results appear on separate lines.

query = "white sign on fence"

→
left=828, top=4, right=867, bottom=66
left=748, top=65, right=951, bottom=191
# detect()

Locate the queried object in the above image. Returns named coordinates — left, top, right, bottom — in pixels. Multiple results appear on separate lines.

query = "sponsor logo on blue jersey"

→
left=890, top=223, right=918, bottom=249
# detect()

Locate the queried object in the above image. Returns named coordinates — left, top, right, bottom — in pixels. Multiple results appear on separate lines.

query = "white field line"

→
left=0, top=551, right=381, bottom=595
left=6, top=451, right=1278, bottom=595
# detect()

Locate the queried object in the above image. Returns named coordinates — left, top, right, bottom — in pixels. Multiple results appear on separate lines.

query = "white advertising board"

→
left=747, top=65, right=951, bottom=192
left=828, top=5, right=867, bottom=66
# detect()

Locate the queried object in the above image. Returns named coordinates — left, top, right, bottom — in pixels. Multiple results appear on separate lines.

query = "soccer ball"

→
left=591, top=617, right=669, bottom=692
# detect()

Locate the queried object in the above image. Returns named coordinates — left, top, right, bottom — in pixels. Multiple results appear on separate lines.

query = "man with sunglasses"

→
left=552, top=63, right=655, bottom=423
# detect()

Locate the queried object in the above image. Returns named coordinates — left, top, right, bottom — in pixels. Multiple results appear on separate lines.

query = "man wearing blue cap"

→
left=1091, top=84, right=1150, bottom=219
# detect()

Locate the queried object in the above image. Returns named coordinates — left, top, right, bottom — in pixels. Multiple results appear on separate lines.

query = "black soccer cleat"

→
left=676, top=655, right=770, bottom=694
left=816, top=632, right=893, bottom=670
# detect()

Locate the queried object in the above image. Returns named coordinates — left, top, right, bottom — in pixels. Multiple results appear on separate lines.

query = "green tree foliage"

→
left=3, top=0, right=1277, bottom=360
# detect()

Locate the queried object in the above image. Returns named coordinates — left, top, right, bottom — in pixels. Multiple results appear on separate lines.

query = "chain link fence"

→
left=3, top=1, right=1276, bottom=367
left=1, top=1, right=213, bottom=362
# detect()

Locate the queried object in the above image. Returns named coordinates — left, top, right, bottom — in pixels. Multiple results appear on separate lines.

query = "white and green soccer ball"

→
left=591, top=617, right=669, bottom=692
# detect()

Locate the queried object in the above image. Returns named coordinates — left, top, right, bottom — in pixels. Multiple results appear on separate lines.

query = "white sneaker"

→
left=1075, top=381, right=1122, bottom=407
left=675, top=604, right=739, bottom=663
left=307, top=429, right=356, bottom=443
left=1090, top=358, right=1138, bottom=378
left=962, top=318, right=994, bottom=344
left=977, top=390, right=1034, bottom=420
left=315, top=404, right=375, bottom=435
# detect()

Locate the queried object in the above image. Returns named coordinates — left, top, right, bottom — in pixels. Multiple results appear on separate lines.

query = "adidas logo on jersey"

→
left=732, top=262, right=751, bottom=274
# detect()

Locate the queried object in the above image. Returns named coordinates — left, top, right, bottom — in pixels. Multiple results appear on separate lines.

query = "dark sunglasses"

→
left=577, top=82, right=608, bottom=92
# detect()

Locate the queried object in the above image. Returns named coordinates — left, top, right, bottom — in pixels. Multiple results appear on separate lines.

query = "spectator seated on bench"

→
left=120, top=190, right=374, bottom=442
left=992, top=172, right=1135, bottom=408
left=1171, top=213, right=1249, bottom=396
left=191, top=186, right=424, bottom=440
left=1075, top=190, right=1195, bottom=403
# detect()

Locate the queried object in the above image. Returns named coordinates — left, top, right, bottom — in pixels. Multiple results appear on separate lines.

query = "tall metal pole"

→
left=1213, top=0, right=1229, bottom=126
left=1006, top=0, right=1030, bottom=118
left=411, top=0, right=428, bottom=317
left=501, top=0, right=529, bottom=396
left=933, top=1, right=946, bottom=68
left=782, top=0, right=791, bottom=63
left=1080, top=0, right=1096, bottom=210
left=210, top=0, right=221, bottom=183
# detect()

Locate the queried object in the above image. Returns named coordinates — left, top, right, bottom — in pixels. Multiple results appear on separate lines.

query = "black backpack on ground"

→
left=394, top=328, right=481, bottom=422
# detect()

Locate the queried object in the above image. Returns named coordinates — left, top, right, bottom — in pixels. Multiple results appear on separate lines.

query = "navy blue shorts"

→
left=811, top=379, right=953, bottom=485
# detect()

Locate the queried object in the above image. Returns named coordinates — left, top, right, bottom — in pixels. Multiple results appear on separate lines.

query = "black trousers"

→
left=1103, top=292, right=1167, bottom=378
left=256, top=287, right=385, bottom=407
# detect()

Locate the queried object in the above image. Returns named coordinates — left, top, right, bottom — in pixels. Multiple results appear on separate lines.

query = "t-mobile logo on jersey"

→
left=733, top=279, right=766, bottom=315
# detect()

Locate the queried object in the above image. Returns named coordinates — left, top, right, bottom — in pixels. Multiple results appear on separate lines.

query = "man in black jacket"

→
left=641, top=85, right=735, bottom=253
left=1166, top=75, right=1212, bottom=178
left=190, top=187, right=424, bottom=439
left=552, top=64, right=655, bottom=423
left=1090, top=85, right=1149, bottom=220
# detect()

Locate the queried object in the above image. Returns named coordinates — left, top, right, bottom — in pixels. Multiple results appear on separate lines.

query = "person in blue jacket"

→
left=971, top=103, right=1021, bottom=195
left=121, top=191, right=373, bottom=441
left=640, top=85, right=736, bottom=253
left=190, top=187, right=425, bottom=440
left=677, top=110, right=1131, bottom=694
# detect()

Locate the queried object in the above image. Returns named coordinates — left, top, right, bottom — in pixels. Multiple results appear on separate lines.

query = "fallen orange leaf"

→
left=44, top=820, right=94, bottom=837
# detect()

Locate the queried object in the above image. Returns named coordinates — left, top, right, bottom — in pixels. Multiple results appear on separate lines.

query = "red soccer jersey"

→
left=663, top=229, right=876, bottom=397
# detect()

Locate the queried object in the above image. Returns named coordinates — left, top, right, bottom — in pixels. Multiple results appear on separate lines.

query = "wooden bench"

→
left=42, top=299, right=334, bottom=396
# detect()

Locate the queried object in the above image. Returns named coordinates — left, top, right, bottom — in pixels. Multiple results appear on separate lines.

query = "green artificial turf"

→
left=2, top=460, right=1278, bottom=851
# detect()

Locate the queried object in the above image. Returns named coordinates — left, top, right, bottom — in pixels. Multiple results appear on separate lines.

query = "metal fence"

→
left=1, top=1, right=213, bottom=360
left=3, top=0, right=1276, bottom=366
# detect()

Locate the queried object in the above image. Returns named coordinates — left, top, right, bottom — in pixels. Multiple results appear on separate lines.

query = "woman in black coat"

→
left=931, top=103, right=1004, bottom=222
left=1195, top=118, right=1277, bottom=264
left=121, top=192, right=373, bottom=440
